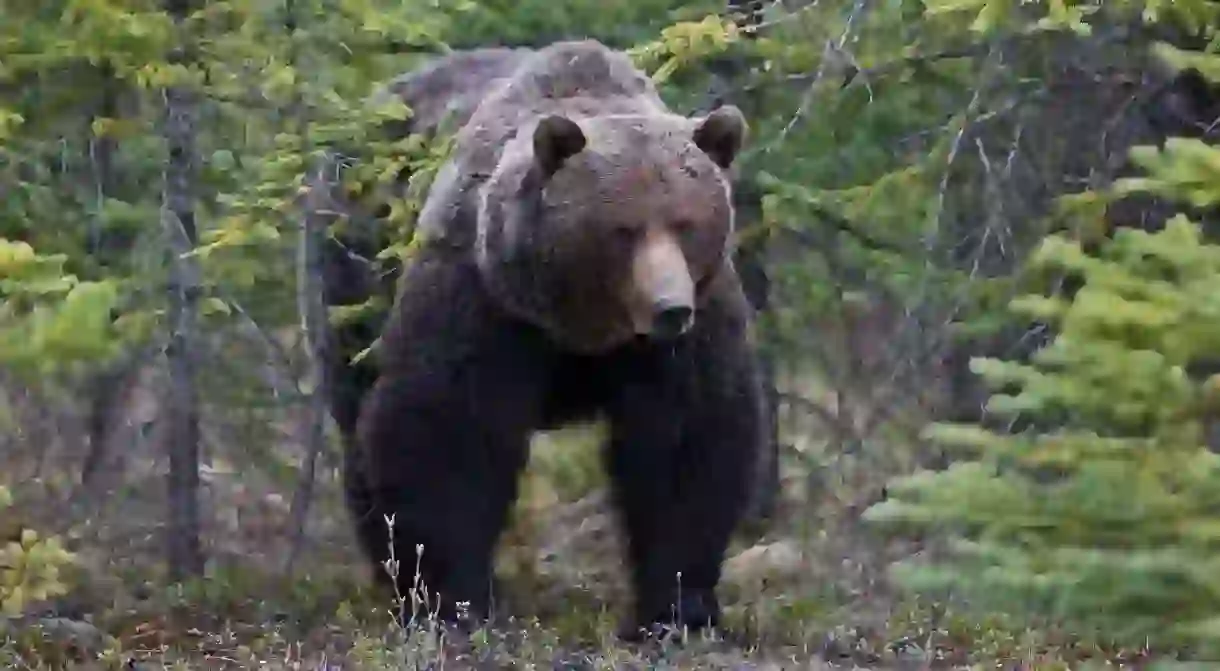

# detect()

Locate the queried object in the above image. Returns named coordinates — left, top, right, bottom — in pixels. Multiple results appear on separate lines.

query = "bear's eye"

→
left=671, top=218, right=696, bottom=236
left=610, top=223, right=639, bottom=243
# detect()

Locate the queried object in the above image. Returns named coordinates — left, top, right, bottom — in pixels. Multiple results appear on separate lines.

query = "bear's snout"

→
left=631, top=231, right=695, bottom=340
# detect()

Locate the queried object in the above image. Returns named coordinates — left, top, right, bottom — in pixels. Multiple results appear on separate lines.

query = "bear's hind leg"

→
left=342, top=434, right=395, bottom=591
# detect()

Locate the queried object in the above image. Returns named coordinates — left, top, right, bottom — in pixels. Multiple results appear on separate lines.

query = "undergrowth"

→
left=0, top=421, right=1172, bottom=670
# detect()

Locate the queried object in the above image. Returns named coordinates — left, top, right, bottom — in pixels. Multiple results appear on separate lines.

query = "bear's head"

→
left=477, top=105, right=748, bottom=353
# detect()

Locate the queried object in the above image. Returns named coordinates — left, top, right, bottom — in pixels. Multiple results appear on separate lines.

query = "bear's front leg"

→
left=349, top=255, right=550, bottom=628
left=605, top=288, right=766, bottom=641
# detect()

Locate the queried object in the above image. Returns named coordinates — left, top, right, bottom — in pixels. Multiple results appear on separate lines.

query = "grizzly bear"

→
left=329, top=39, right=766, bottom=640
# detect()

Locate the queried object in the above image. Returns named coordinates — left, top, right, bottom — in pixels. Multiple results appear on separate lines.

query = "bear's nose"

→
left=650, top=302, right=694, bottom=340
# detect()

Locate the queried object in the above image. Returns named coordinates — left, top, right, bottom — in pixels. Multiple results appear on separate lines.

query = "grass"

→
left=0, top=378, right=1171, bottom=669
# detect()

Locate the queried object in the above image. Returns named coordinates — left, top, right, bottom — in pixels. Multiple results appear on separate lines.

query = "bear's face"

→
left=477, top=106, right=748, bottom=353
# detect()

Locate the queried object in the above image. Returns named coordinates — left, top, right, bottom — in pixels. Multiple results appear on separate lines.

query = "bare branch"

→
left=283, top=153, right=337, bottom=575
left=282, top=0, right=336, bottom=574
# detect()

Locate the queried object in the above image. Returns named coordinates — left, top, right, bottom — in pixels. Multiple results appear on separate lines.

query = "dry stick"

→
left=213, top=296, right=304, bottom=403
left=282, top=0, right=334, bottom=575
left=284, top=158, right=336, bottom=575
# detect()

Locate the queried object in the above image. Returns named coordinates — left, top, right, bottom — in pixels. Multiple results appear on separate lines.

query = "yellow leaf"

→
left=200, top=297, right=231, bottom=316
left=90, top=117, right=117, bottom=138
left=970, top=0, right=1012, bottom=34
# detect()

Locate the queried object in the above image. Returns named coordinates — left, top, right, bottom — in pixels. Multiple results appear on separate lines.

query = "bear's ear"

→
left=693, top=105, right=747, bottom=169
left=533, top=115, right=587, bottom=177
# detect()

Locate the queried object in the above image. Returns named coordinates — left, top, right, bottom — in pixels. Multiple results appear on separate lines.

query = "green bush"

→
left=867, top=146, right=1220, bottom=658
left=0, top=487, right=76, bottom=617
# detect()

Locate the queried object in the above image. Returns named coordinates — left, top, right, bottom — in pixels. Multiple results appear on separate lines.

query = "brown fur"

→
left=413, top=40, right=745, bottom=352
left=341, top=39, right=766, bottom=640
left=371, top=47, right=534, bottom=139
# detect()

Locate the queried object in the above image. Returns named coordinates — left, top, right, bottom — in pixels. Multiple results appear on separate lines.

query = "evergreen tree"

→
left=867, top=3, right=1220, bottom=657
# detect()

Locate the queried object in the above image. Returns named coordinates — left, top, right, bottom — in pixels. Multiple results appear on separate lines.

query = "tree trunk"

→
left=161, top=0, right=204, bottom=582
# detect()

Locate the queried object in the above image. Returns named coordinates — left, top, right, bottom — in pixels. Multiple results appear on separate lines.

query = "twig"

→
left=216, top=296, right=304, bottom=402
left=282, top=0, right=334, bottom=576
left=757, top=0, right=872, bottom=156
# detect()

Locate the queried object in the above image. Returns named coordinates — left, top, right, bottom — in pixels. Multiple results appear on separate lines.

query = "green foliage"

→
left=866, top=17, right=1220, bottom=658
left=16, top=0, right=1220, bottom=664
left=0, top=239, right=122, bottom=379
left=717, top=1, right=979, bottom=361
left=867, top=218, right=1220, bottom=652
left=0, top=0, right=470, bottom=406
left=628, top=14, right=742, bottom=83
left=923, top=0, right=1219, bottom=36
left=0, top=488, right=76, bottom=617
left=428, top=0, right=719, bottom=51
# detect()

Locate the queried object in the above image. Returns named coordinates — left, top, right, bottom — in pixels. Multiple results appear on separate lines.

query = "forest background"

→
left=4, top=0, right=1220, bottom=668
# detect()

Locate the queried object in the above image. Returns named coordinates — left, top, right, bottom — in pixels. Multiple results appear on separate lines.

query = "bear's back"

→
left=373, top=47, right=536, bottom=138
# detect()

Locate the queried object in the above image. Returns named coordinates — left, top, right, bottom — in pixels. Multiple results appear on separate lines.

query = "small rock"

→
left=32, top=616, right=109, bottom=654
left=723, top=540, right=804, bottom=588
